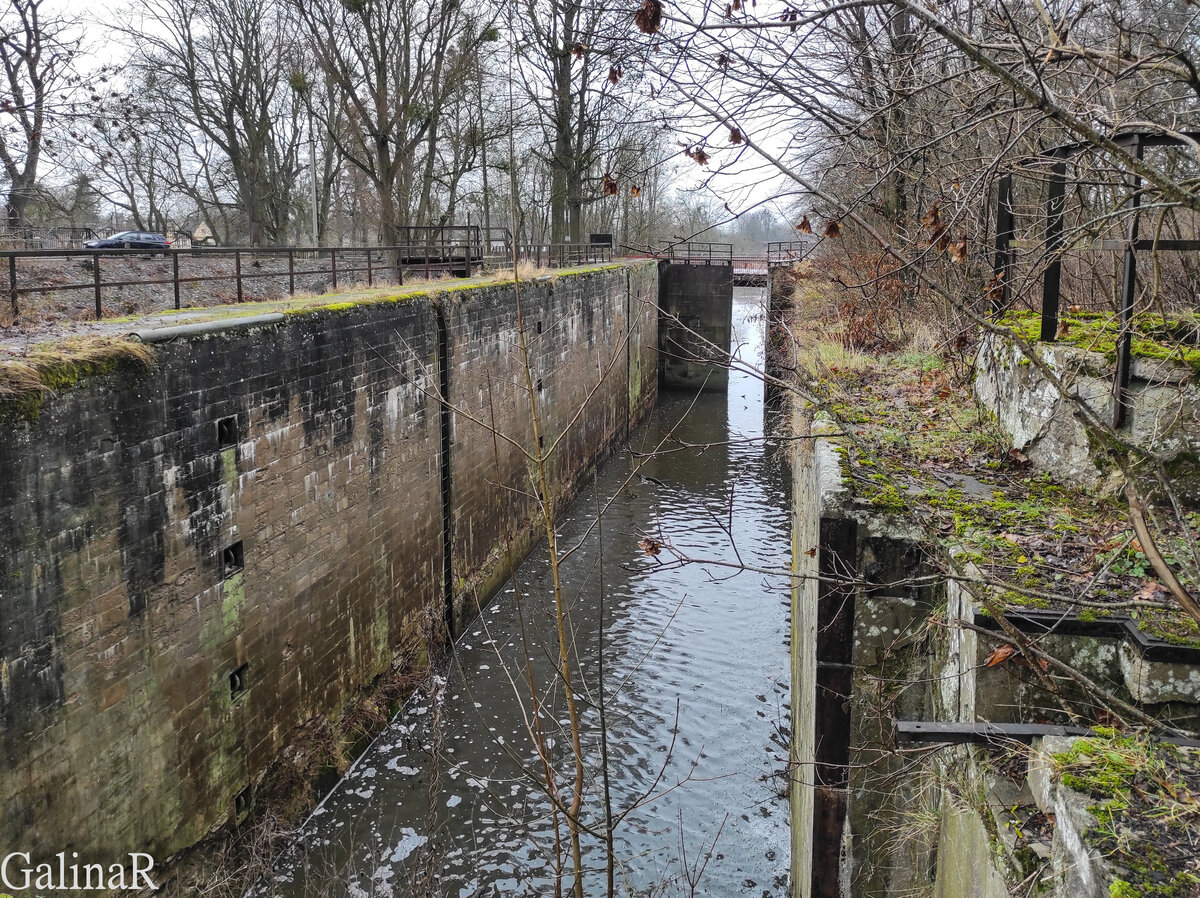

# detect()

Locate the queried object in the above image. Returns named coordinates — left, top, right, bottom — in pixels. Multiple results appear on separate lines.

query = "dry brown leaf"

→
left=1133, top=579, right=1168, bottom=602
left=797, top=215, right=812, bottom=235
left=1008, top=447, right=1030, bottom=465
left=638, top=537, right=663, bottom=556
left=984, top=644, right=1017, bottom=667
left=634, top=0, right=663, bottom=33
left=985, top=272, right=1005, bottom=303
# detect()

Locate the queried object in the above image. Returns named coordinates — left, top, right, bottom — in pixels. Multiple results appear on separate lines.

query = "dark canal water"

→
left=260, top=287, right=791, bottom=897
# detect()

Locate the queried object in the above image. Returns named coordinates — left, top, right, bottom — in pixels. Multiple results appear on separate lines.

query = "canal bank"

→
left=778, top=268, right=1200, bottom=898
left=258, top=288, right=792, bottom=897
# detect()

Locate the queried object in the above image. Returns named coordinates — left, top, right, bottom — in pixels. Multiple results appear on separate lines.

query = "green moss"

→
left=861, top=477, right=908, bottom=512
left=997, top=309, right=1200, bottom=373
left=0, top=336, right=156, bottom=422
left=1050, top=733, right=1200, bottom=896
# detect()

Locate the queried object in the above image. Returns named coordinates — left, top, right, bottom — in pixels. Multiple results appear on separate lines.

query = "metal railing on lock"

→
left=506, top=243, right=614, bottom=266
left=990, top=130, right=1200, bottom=429
left=658, top=242, right=734, bottom=264
left=0, top=240, right=487, bottom=321
left=767, top=240, right=816, bottom=267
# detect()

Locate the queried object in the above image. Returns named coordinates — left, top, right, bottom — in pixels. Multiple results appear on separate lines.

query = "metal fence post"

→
left=366, top=248, right=373, bottom=286
left=991, top=174, right=1014, bottom=314
left=1040, top=158, right=1067, bottom=342
left=288, top=248, right=295, bottom=295
left=8, top=254, right=16, bottom=320
left=173, top=250, right=181, bottom=310
left=1114, top=137, right=1144, bottom=429
left=94, top=253, right=102, bottom=319
left=331, top=248, right=338, bottom=290
left=235, top=250, right=243, bottom=303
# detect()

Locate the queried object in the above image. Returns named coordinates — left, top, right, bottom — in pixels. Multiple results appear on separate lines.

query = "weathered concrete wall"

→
left=0, top=262, right=658, bottom=872
left=659, top=262, right=733, bottom=391
left=975, top=331, right=1200, bottom=498
left=789, top=419, right=1200, bottom=897
left=789, top=405, right=937, bottom=898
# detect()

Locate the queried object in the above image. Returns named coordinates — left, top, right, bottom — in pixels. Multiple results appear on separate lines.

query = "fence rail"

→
left=2, top=243, right=484, bottom=322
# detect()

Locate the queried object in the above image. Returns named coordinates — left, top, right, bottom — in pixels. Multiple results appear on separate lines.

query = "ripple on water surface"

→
left=261, top=289, right=791, bottom=897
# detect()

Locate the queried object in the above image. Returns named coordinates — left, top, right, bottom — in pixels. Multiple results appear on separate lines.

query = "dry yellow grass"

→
left=0, top=336, right=156, bottom=405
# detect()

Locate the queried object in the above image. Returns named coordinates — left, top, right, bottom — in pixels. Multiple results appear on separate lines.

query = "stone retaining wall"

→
left=0, top=262, right=658, bottom=871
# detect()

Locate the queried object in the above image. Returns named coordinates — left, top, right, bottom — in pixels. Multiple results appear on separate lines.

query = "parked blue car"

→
left=84, top=230, right=171, bottom=250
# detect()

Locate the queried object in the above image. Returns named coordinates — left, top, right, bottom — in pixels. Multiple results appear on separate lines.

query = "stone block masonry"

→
left=658, top=262, right=733, bottom=391
left=0, top=261, right=659, bottom=873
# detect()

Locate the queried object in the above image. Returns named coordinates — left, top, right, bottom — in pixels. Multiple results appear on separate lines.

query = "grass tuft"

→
left=0, top=336, right=156, bottom=416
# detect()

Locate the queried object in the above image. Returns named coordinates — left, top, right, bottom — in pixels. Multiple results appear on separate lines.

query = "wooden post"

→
left=288, top=248, right=295, bottom=295
left=331, top=248, right=338, bottom=290
left=173, top=250, right=181, bottom=310
left=366, top=248, right=373, bottom=286
left=1040, top=159, right=1067, bottom=342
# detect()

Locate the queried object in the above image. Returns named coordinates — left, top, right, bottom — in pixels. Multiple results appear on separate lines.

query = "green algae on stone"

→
left=997, top=309, right=1200, bottom=373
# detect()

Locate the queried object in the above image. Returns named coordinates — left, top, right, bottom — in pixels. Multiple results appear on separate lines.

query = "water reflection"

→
left=262, top=288, right=790, bottom=897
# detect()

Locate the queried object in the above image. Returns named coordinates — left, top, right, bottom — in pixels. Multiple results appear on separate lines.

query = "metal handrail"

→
left=659, top=242, right=734, bottom=263
left=767, top=241, right=815, bottom=266
left=1, top=243, right=486, bottom=322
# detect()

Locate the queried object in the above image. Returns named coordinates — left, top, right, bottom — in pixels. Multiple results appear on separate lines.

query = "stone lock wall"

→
left=0, top=262, right=658, bottom=871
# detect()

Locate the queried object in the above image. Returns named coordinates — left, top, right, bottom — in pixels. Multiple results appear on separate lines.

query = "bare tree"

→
left=514, top=0, right=655, bottom=243
left=0, top=0, right=86, bottom=228
left=122, top=0, right=304, bottom=245
left=287, top=0, right=486, bottom=245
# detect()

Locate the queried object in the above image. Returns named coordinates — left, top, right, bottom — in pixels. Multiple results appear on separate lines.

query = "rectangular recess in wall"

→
left=229, top=663, right=249, bottom=701
left=233, top=785, right=253, bottom=819
left=216, top=416, right=239, bottom=448
left=222, top=540, right=244, bottom=579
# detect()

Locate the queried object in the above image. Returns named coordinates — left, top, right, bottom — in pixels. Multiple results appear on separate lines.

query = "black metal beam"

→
left=970, top=607, right=1200, bottom=664
left=896, top=720, right=1200, bottom=748
left=991, top=175, right=1014, bottom=314
left=1114, top=137, right=1144, bottom=429
left=1040, top=161, right=1067, bottom=342
left=812, top=517, right=857, bottom=898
